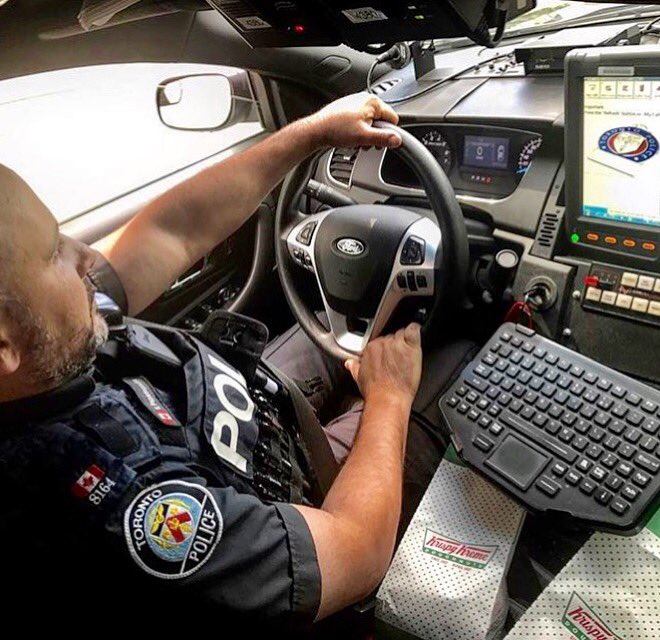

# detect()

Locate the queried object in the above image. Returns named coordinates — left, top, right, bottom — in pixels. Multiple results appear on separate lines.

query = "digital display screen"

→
left=582, top=76, right=660, bottom=228
left=463, top=135, right=510, bottom=169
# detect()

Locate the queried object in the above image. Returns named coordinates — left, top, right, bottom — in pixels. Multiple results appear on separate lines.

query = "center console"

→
left=441, top=46, right=660, bottom=535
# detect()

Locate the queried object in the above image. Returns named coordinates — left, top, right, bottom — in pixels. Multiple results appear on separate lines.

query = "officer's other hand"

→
left=345, top=323, right=422, bottom=406
left=307, top=92, right=402, bottom=151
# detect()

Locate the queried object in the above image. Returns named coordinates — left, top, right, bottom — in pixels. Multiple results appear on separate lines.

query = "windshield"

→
left=434, top=1, right=659, bottom=45
left=505, top=1, right=655, bottom=34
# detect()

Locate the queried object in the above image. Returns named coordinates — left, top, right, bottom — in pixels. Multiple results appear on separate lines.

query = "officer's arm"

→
left=94, top=94, right=401, bottom=316
left=295, top=325, right=422, bottom=620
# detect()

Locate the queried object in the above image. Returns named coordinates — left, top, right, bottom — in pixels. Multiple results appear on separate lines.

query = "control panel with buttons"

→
left=400, top=236, right=425, bottom=266
left=396, top=270, right=430, bottom=293
left=291, top=247, right=314, bottom=271
left=577, top=229, right=657, bottom=257
left=582, top=264, right=660, bottom=327
left=296, top=221, right=317, bottom=246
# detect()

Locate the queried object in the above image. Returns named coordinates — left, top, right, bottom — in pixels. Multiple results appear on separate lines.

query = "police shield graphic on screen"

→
left=582, top=77, right=660, bottom=228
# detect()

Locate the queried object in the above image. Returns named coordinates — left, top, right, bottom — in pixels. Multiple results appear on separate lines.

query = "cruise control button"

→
left=296, top=221, right=317, bottom=245
left=406, top=271, right=417, bottom=292
left=401, top=236, right=425, bottom=265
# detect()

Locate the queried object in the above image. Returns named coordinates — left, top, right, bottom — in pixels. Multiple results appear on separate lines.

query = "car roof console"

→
left=206, top=1, right=535, bottom=51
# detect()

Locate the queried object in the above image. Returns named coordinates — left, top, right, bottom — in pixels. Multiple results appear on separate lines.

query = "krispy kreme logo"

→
left=422, top=528, right=498, bottom=569
left=562, top=592, right=624, bottom=640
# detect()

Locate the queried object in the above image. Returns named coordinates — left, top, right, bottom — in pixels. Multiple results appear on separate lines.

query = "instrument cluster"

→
left=381, top=125, right=544, bottom=199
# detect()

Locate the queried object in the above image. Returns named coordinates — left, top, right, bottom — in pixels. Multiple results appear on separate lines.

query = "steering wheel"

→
left=275, top=122, right=469, bottom=361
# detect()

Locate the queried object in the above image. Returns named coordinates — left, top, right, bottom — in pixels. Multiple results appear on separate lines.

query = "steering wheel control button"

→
left=296, top=222, right=317, bottom=246
left=401, top=236, right=425, bottom=265
left=396, top=274, right=407, bottom=290
left=416, top=274, right=428, bottom=289
left=406, top=271, right=418, bottom=292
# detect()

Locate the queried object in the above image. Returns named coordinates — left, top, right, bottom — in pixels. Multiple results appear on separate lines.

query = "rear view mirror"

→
left=157, top=74, right=233, bottom=131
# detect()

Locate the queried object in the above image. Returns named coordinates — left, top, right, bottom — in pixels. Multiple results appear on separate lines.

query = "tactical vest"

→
left=0, top=317, right=332, bottom=518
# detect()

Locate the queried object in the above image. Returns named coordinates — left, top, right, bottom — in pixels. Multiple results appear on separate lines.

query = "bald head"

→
left=1, top=164, right=53, bottom=247
left=0, top=164, right=60, bottom=293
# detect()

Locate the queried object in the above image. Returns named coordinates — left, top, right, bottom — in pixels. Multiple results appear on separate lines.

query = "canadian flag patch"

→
left=72, top=464, right=105, bottom=498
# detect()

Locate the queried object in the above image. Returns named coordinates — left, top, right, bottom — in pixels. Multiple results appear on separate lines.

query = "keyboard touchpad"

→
left=485, top=435, right=550, bottom=490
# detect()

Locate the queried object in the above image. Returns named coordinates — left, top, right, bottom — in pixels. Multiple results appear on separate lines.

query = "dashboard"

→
left=315, top=25, right=660, bottom=387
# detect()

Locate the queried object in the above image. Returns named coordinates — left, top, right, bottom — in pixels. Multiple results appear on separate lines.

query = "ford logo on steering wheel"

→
left=336, top=238, right=365, bottom=256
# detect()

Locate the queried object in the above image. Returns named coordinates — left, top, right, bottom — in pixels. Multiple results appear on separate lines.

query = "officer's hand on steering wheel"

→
left=308, top=92, right=403, bottom=151
left=345, top=323, right=422, bottom=405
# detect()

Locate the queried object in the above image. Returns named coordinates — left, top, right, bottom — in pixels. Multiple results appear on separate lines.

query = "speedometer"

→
left=517, top=137, right=543, bottom=175
left=421, top=130, right=453, bottom=174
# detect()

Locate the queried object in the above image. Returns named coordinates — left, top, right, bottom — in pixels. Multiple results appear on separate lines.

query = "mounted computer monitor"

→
left=564, top=46, right=660, bottom=270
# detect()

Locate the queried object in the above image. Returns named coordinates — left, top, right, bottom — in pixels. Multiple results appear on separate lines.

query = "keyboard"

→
left=439, top=323, right=660, bottom=533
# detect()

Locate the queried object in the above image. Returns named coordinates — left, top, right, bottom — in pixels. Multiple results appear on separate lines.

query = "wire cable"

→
left=491, top=6, right=508, bottom=45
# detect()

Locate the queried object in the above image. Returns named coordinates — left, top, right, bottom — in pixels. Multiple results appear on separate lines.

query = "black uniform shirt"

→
left=0, top=255, right=321, bottom=632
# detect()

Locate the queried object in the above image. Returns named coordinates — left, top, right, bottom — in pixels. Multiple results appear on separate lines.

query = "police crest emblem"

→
left=124, top=481, right=223, bottom=579
left=598, top=126, right=658, bottom=163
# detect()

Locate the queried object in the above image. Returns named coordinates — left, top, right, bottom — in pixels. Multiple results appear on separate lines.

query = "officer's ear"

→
left=0, top=322, right=20, bottom=376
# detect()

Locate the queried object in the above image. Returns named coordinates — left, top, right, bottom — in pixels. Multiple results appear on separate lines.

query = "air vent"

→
left=371, top=77, right=402, bottom=95
left=532, top=210, right=564, bottom=259
left=329, top=147, right=358, bottom=187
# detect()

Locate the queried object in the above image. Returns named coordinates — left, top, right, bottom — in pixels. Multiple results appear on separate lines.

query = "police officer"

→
left=0, top=94, right=433, bottom=632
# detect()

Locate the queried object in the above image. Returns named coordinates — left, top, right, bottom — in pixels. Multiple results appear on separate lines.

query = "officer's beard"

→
left=11, top=291, right=109, bottom=390
left=27, top=311, right=108, bottom=388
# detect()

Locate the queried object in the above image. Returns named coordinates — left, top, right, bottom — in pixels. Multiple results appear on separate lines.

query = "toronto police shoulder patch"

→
left=124, top=480, right=223, bottom=580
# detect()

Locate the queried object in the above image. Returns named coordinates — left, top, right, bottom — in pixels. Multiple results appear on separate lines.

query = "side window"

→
left=0, top=63, right=263, bottom=223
